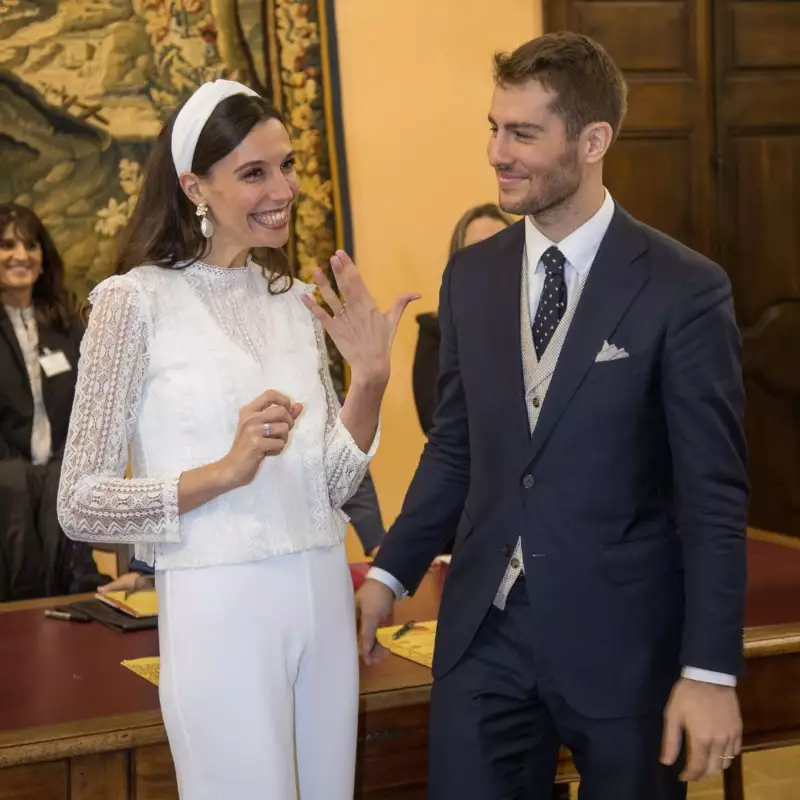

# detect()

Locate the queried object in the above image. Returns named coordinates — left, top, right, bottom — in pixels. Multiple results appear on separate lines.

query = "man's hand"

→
left=355, top=578, right=395, bottom=665
left=661, top=678, right=743, bottom=781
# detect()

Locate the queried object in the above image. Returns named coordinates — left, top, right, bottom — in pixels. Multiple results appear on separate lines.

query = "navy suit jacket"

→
left=373, top=206, right=748, bottom=719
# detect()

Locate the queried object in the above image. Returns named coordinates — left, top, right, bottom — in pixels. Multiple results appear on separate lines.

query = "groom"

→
left=357, top=32, right=747, bottom=800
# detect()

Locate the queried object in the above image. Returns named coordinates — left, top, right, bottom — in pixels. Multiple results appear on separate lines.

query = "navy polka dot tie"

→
left=532, top=246, right=567, bottom=359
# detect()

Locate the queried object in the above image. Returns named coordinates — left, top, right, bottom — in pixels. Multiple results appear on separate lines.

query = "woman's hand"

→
left=217, top=390, right=303, bottom=490
left=98, top=572, right=154, bottom=594
left=301, top=251, right=419, bottom=386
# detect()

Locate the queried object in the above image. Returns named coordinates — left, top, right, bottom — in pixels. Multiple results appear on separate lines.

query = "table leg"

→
left=722, top=757, right=745, bottom=800
left=553, top=784, right=572, bottom=800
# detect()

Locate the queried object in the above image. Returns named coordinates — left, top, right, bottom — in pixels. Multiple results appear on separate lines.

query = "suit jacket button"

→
left=500, top=544, right=510, bottom=557
left=522, top=474, right=535, bottom=489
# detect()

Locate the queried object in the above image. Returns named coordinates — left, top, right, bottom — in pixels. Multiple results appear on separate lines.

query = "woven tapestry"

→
left=0, top=0, right=352, bottom=387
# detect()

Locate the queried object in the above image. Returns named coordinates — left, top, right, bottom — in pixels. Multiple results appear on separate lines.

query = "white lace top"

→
left=57, top=259, right=378, bottom=570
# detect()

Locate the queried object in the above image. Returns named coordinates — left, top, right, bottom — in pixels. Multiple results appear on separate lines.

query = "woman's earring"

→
left=196, top=201, right=215, bottom=239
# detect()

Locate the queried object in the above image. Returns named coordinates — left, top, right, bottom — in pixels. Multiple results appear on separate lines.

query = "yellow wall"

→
left=335, top=1, right=542, bottom=535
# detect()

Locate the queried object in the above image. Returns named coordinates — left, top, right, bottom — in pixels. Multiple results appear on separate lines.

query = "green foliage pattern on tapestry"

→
left=0, top=0, right=346, bottom=384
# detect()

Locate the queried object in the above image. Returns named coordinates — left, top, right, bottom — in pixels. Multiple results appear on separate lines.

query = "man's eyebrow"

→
left=488, top=116, right=544, bottom=133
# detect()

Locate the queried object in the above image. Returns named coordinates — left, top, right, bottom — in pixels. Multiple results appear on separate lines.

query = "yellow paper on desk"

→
left=122, top=656, right=160, bottom=686
left=376, top=621, right=437, bottom=668
left=97, top=589, right=158, bottom=618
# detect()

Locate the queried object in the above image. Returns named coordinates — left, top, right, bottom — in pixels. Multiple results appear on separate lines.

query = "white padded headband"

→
left=171, top=80, right=259, bottom=175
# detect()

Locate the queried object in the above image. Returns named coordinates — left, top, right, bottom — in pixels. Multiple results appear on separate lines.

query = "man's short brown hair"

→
left=494, top=32, right=627, bottom=142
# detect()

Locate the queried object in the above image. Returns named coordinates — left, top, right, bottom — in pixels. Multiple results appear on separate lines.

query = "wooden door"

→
left=543, top=0, right=800, bottom=536
left=544, top=0, right=717, bottom=256
left=714, top=0, right=800, bottom=535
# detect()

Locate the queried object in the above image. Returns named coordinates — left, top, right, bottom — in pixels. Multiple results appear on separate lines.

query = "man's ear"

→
left=582, top=122, right=614, bottom=165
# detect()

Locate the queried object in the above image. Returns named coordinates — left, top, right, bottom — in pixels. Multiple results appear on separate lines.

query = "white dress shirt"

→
left=524, top=189, right=614, bottom=322
left=369, top=192, right=734, bottom=687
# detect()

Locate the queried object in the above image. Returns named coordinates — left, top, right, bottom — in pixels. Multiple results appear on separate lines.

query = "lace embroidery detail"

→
left=58, top=267, right=378, bottom=570
left=181, top=260, right=270, bottom=368
left=57, top=276, right=181, bottom=543
left=312, top=316, right=379, bottom=508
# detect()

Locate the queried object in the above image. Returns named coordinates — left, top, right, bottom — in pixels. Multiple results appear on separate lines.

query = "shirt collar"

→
left=524, top=189, right=615, bottom=274
left=3, top=304, right=34, bottom=321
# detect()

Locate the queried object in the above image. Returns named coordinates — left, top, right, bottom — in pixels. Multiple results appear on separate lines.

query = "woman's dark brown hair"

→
left=116, top=93, right=292, bottom=294
left=449, top=204, right=511, bottom=257
left=0, top=204, right=79, bottom=332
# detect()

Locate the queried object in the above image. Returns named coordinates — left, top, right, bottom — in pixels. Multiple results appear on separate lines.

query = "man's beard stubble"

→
left=499, top=144, right=582, bottom=221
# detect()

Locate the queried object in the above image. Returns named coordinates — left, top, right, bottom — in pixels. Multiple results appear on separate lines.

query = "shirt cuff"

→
left=332, top=411, right=381, bottom=460
left=681, top=667, right=737, bottom=687
left=366, top=566, right=407, bottom=600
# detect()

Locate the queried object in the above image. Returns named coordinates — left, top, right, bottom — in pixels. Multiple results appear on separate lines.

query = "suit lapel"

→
left=519, top=248, right=542, bottom=434
left=522, top=207, right=650, bottom=468
left=0, top=305, right=27, bottom=375
left=487, top=222, right=531, bottom=451
left=37, top=321, right=65, bottom=420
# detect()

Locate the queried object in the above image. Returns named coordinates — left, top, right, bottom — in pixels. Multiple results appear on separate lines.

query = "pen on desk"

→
left=392, top=620, right=416, bottom=640
left=44, top=609, right=90, bottom=623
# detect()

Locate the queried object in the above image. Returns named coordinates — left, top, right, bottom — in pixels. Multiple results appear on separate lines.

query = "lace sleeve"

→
left=313, top=320, right=379, bottom=509
left=57, top=277, right=181, bottom=544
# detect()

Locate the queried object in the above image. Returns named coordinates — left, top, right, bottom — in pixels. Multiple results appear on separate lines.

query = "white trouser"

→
left=155, top=543, right=358, bottom=800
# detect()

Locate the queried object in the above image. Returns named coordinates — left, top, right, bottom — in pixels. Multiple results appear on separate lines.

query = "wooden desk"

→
left=723, top=624, right=800, bottom=800
left=1, top=569, right=799, bottom=800
left=0, top=573, right=445, bottom=800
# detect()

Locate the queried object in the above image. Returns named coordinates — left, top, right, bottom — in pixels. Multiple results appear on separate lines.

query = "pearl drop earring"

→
left=196, top=201, right=215, bottom=239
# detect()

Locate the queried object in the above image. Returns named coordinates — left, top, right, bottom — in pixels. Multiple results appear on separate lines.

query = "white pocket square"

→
left=595, top=340, right=629, bottom=363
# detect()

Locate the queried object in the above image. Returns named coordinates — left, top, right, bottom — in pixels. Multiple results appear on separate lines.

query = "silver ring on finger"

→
left=720, top=756, right=735, bottom=762
left=263, top=422, right=271, bottom=438
left=337, top=303, right=347, bottom=317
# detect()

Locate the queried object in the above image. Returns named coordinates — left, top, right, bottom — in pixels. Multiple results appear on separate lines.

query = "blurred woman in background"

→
left=0, top=203, right=108, bottom=599
left=412, top=203, right=511, bottom=435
